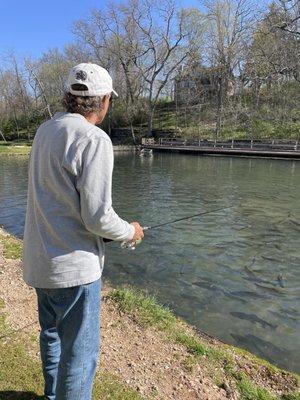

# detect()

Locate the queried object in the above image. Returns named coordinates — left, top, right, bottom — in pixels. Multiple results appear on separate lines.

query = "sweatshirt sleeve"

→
left=75, top=135, right=135, bottom=241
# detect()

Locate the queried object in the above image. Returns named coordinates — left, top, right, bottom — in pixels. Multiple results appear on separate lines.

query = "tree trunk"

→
left=130, top=122, right=136, bottom=144
left=12, top=108, right=20, bottom=140
left=215, top=75, right=223, bottom=139
left=147, top=104, right=155, bottom=137
left=0, top=129, right=6, bottom=142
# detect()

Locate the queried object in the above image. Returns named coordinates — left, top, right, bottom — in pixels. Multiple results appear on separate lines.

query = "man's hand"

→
left=130, top=222, right=144, bottom=241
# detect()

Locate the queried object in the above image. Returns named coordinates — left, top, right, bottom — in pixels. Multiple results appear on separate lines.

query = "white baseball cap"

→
left=66, top=63, right=118, bottom=97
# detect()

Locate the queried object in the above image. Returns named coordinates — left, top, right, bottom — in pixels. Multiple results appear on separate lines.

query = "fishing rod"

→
left=104, top=205, right=233, bottom=249
left=143, top=205, right=233, bottom=231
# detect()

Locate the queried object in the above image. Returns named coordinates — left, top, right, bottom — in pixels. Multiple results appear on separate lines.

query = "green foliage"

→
left=1, top=119, right=15, bottom=134
left=219, top=127, right=248, bottom=139
left=250, top=120, right=275, bottom=138
left=273, top=123, right=300, bottom=139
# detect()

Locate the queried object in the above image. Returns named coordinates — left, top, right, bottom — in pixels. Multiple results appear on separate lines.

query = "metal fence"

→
left=154, top=138, right=299, bottom=152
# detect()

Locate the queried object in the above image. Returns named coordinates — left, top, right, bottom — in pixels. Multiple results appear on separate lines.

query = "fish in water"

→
left=230, top=333, right=289, bottom=367
left=255, top=283, right=285, bottom=294
left=229, top=290, right=267, bottom=300
left=192, top=280, right=223, bottom=292
left=261, top=255, right=283, bottom=263
left=192, top=280, right=228, bottom=298
left=231, top=312, right=277, bottom=330
left=244, top=267, right=272, bottom=286
left=277, top=274, right=285, bottom=288
left=244, top=267, right=285, bottom=289
left=290, top=219, right=300, bottom=227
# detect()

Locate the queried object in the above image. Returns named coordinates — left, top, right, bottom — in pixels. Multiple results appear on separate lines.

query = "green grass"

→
left=280, top=393, right=300, bottom=400
left=108, top=287, right=227, bottom=360
left=93, top=373, right=144, bottom=400
left=0, top=232, right=23, bottom=260
left=0, top=142, right=31, bottom=155
left=0, top=336, right=44, bottom=396
left=0, top=301, right=145, bottom=399
left=106, top=287, right=177, bottom=329
left=172, top=330, right=208, bottom=356
left=236, top=373, right=277, bottom=400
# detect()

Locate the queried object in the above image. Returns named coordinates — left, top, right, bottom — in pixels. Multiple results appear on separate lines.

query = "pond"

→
left=0, top=153, right=299, bottom=373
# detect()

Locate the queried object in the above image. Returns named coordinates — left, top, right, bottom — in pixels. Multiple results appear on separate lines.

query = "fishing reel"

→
left=121, top=238, right=143, bottom=250
left=121, top=226, right=149, bottom=250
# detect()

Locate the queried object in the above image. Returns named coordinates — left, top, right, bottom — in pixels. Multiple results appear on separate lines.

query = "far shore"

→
left=0, top=142, right=136, bottom=155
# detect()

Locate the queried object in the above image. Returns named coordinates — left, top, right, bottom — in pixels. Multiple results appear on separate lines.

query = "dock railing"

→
left=153, top=138, right=299, bottom=152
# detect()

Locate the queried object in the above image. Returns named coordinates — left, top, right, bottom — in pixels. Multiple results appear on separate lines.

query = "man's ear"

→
left=102, top=94, right=109, bottom=103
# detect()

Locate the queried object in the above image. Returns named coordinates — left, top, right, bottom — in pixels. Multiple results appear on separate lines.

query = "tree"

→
left=37, top=48, right=72, bottom=111
left=24, top=58, right=53, bottom=119
left=276, top=0, right=300, bottom=35
left=204, top=0, right=255, bottom=137
left=5, top=53, right=32, bottom=140
left=74, top=0, right=201, bottom=136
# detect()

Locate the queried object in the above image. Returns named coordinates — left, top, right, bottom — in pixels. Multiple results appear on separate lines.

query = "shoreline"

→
left=0, top=143, right=136, bottom=156
left=0, top=227, right=299, bottom=399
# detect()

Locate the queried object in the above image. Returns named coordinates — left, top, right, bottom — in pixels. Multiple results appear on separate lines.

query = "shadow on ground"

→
left=0, top=392, right=44, bottom=399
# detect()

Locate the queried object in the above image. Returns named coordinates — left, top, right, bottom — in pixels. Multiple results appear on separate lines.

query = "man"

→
left=22, top=63, right=144, bottom=400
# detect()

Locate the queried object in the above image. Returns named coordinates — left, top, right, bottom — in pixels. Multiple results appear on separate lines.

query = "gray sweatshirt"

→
left=22, top=112, right=134, bottom=288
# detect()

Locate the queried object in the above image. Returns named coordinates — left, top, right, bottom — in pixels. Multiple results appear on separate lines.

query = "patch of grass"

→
left=281, top=393, right=300, bottom=400
left=0, top=231, right=23, bottom=260
left=0, top=306, right=43, bottom=395
left=0, top=319, right=146, bottom=399
left=106, top=287, right=177, bottom=329
left=181, top=354, right=199, bottom=373
left=93, top=372, right=145, bottom=400
left=0, top=336, right=44, bottom=395
left=172, top=330, right=208, bottom=356
left=0, top=143, right=31, bottom=155
left=235, top=373, right=277, bottom=400
left=0, top=338, right=145, bottom=399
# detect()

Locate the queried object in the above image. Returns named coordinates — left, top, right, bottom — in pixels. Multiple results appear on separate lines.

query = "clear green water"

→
left=0, top=153, right=299, bottom=373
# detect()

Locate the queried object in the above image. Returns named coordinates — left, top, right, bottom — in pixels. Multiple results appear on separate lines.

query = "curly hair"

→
left=62, top=92, right=104, bottom=117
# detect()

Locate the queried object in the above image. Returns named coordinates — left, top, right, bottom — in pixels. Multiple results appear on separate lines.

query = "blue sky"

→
left=0, top=0, right=201, bottom=59
left=0, top=0, right=101, bottom=58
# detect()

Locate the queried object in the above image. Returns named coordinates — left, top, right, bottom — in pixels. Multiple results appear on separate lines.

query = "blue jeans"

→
left=35, top=279, right=101, bottom=400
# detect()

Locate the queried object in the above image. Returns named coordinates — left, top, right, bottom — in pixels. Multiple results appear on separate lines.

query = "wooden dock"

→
left=141, top=139, right=300, bottom=159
